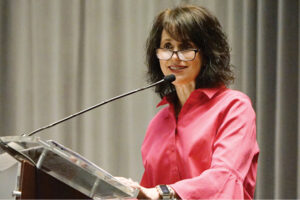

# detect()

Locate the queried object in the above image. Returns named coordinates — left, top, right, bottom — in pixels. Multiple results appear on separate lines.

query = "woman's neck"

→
left=175, top=82, right=196, bottom=108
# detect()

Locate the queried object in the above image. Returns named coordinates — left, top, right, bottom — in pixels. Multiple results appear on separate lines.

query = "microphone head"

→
left=163, top=74, right=176, bottom=83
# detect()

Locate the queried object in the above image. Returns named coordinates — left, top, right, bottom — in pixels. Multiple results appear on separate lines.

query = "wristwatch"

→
left=156, top=185, right=175, bottom=199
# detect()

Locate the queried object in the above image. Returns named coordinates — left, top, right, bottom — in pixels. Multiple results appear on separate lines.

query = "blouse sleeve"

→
left=170, top=97, right=259, bottom=199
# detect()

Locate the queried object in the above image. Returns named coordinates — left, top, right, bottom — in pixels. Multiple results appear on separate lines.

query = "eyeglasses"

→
left=156, top=48, right=200, bottom=61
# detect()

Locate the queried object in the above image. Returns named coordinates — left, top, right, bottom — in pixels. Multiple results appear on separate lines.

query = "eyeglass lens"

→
left=157, top=49, right=196, bottom=61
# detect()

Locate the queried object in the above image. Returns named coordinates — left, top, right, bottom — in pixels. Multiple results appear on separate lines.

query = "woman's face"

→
left=159, top=29, right=202, bottom=86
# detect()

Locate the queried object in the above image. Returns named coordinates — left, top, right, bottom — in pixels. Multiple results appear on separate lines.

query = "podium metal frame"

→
left=0, top=136, right=138, bottom=199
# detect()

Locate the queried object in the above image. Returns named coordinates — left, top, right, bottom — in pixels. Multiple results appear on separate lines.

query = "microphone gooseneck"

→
left=23, top=74, right=176, bottom=137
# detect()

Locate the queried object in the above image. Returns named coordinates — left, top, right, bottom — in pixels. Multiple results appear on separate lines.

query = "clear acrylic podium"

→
left=0, top=136, right=139, bottom=199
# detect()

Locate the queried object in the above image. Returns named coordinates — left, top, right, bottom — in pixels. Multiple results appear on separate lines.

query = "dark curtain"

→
left=0, top=0, right=299, bottom=198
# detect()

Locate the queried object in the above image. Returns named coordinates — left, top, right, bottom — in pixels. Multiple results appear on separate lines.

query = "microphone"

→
left=22, top=74, right=176, bottom=137
left=163, top=74, right=176, bottom=82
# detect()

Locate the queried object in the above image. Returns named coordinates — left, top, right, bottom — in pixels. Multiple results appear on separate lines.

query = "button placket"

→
left=171, top=126, right=181, bottom=179
left=168, top=104, right=181, bottom=180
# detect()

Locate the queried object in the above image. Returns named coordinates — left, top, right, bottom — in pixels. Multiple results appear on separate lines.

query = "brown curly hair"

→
left=146, top=5, right=234, bottom=101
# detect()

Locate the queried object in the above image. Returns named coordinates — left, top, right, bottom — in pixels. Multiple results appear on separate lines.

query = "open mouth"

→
left=168, top=65, right=188, bottom=71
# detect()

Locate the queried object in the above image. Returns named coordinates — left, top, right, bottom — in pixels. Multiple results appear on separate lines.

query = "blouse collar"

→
left=156, top=85, right=226, bottom=107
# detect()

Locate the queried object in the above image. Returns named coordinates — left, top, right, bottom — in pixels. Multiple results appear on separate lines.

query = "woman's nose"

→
left=171, top=51, right=180, bottom=61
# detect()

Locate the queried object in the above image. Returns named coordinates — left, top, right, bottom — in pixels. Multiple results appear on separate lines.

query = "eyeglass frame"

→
left=156, top=48, right=201, bottom=61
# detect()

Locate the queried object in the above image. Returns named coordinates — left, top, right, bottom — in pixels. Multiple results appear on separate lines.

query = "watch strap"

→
left=156, top=185, right=175, bottom=199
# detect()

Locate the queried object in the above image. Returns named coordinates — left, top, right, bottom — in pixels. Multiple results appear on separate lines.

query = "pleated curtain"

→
left=0, top=0, right=299, bottom=198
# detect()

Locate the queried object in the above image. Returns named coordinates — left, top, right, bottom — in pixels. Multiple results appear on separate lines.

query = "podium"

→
left=0, top=136, right=139, bottom=199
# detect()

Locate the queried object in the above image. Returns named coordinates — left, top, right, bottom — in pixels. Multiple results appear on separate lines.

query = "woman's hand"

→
left=115, top=177, right=160, bottom=199
left=136, top=187, right=160, bottom=200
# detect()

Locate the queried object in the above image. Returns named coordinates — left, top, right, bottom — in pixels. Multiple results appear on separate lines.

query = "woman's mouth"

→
left=168, top=65, right=188, bottom=72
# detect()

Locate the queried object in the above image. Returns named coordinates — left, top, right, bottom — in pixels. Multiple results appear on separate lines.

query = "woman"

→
left=127, top=5, right=259, bottom=199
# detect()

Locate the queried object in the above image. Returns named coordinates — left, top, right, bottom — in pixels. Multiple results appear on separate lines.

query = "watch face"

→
left=160, top=185, right=169, bottom=195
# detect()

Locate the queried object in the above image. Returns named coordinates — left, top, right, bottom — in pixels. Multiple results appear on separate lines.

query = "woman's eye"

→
left=181, top=44, right=193, bottom=50
left=163, top=43, right=173, bottom=49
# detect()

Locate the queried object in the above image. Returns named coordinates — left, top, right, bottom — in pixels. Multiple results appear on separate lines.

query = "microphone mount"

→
left=22, top=74, right=175, bottom=137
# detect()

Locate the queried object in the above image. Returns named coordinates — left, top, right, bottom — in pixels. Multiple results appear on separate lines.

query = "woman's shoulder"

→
left=218, top=88, right=253, bottom=105
left=215, top=88, right=256, bottom=119
left=210, top=88, right=256, bottom=117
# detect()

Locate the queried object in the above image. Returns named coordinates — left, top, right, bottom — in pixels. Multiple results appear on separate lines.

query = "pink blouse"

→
left=140, top=86, right=259, bottom=199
